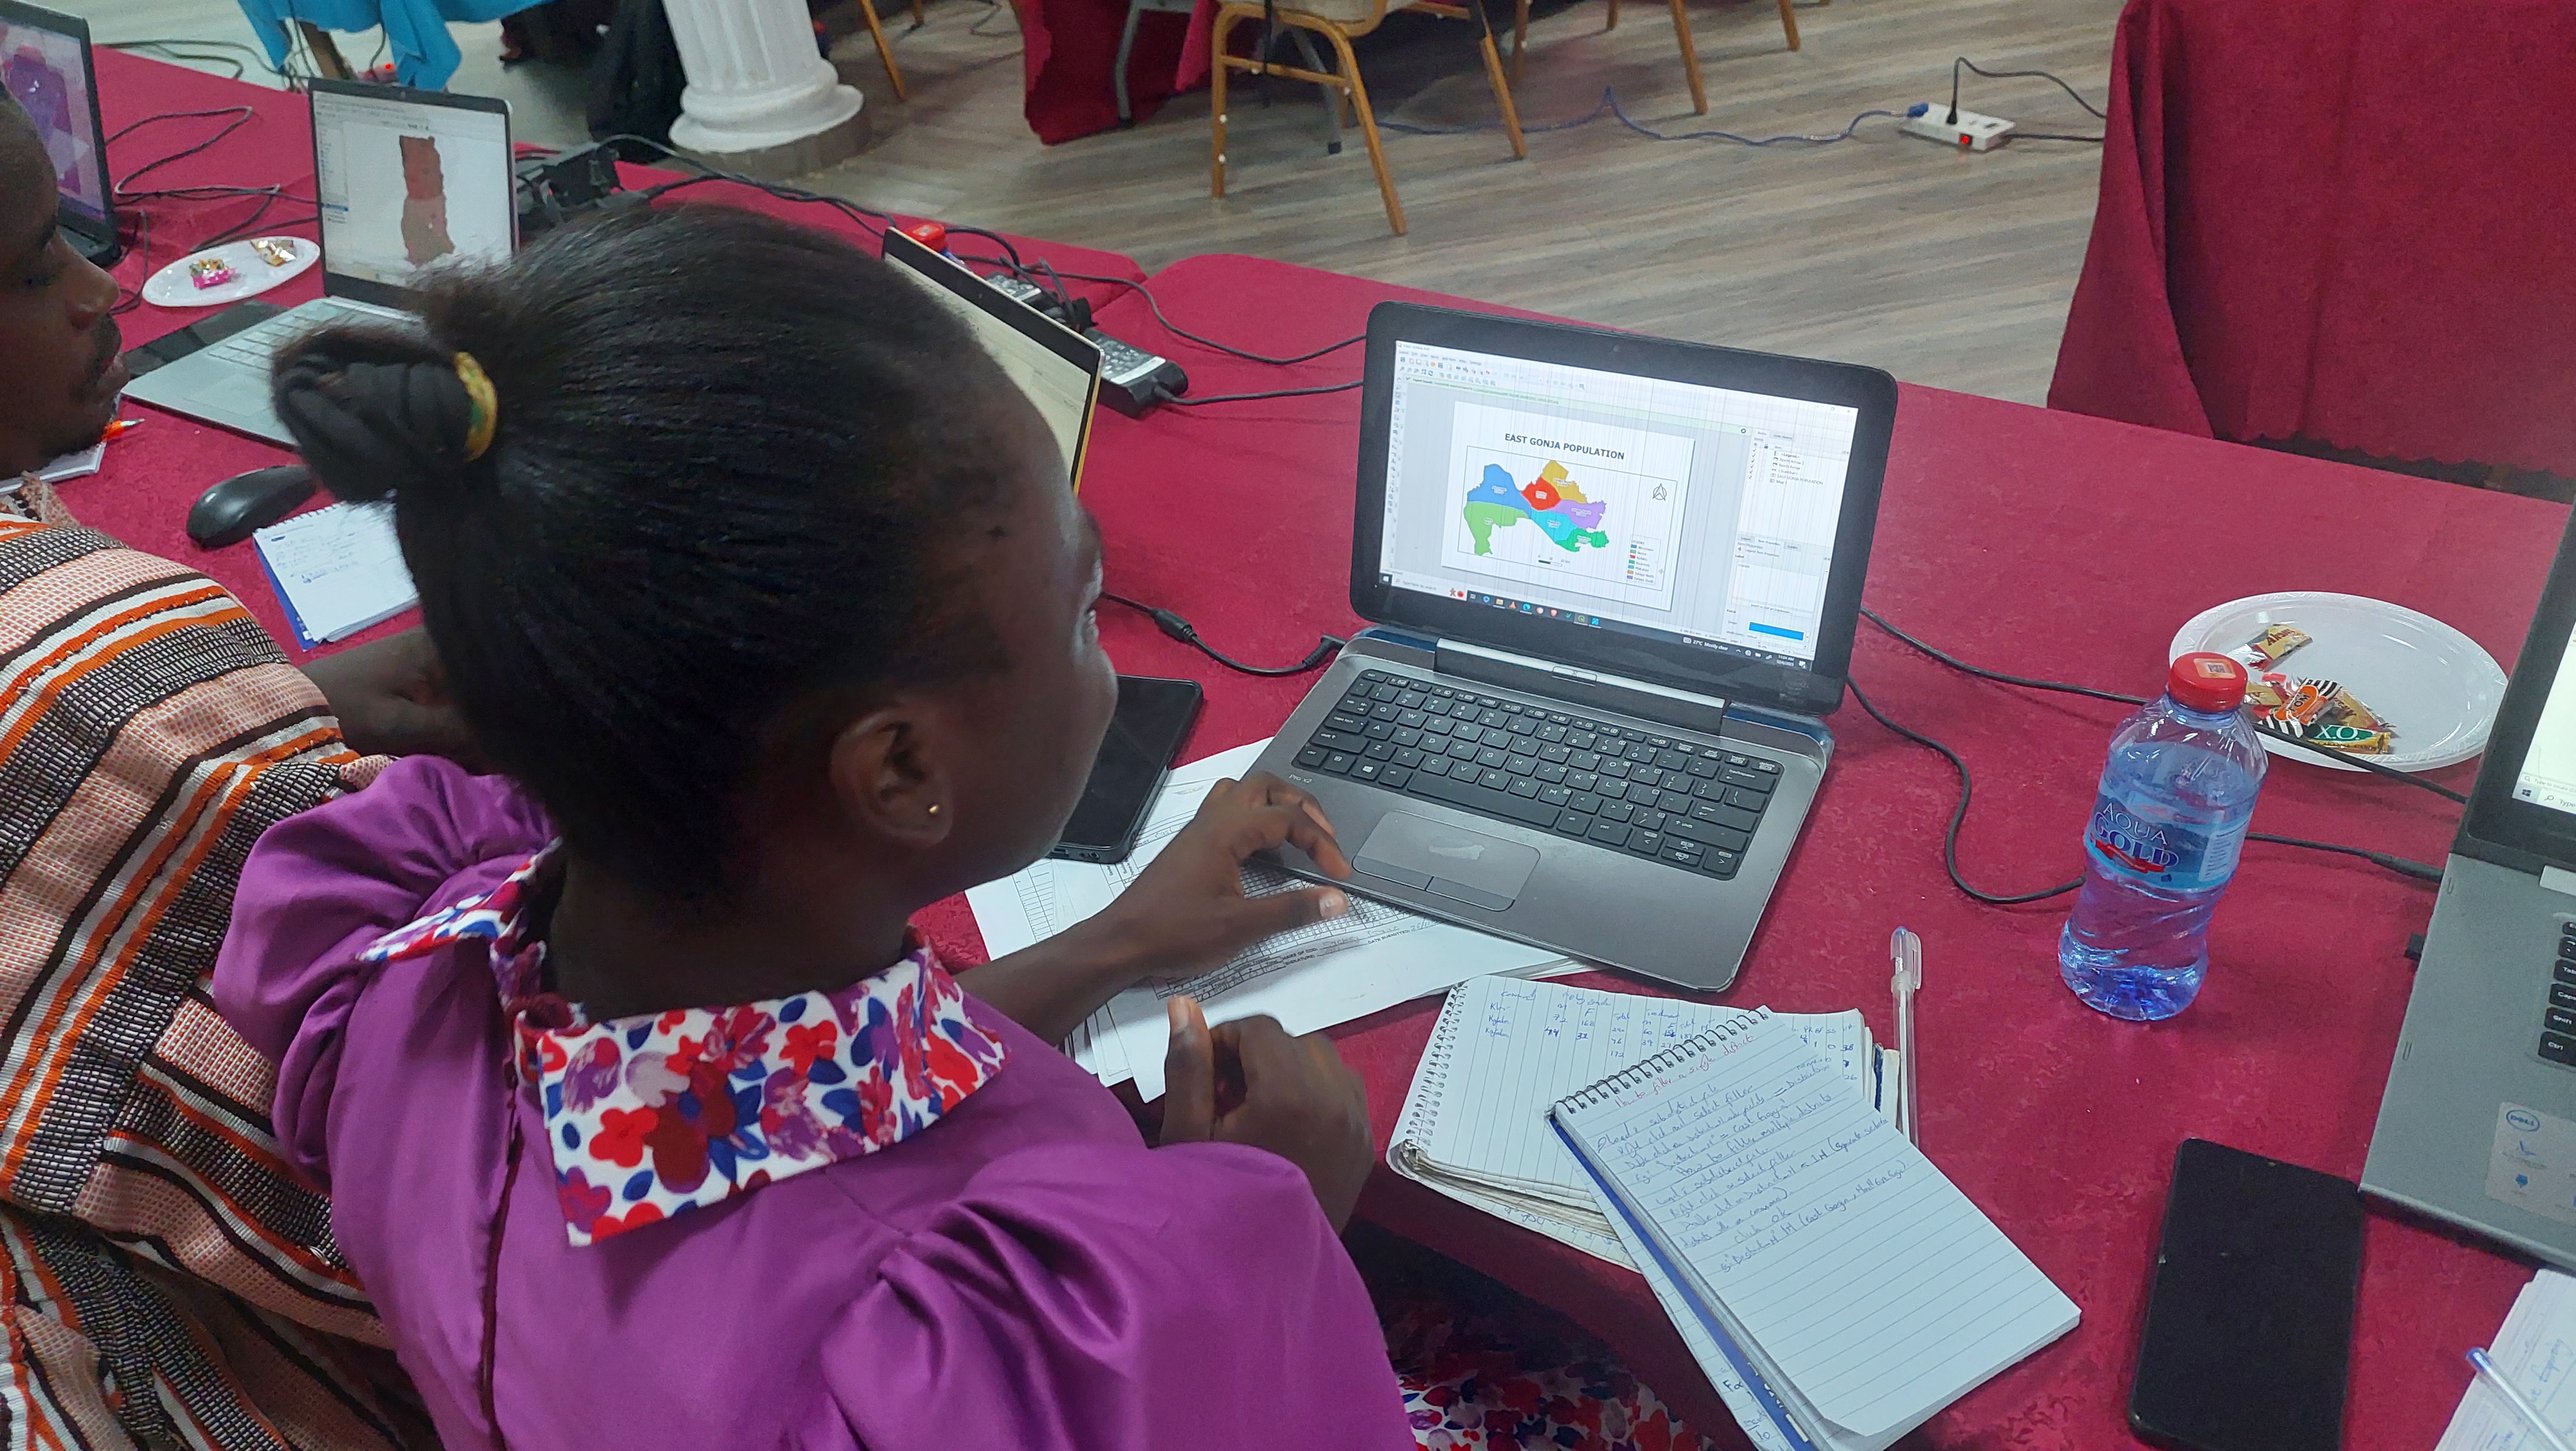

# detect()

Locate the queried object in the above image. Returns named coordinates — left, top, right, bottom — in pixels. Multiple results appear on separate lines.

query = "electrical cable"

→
left=1156, top=379, right=1362, bottom=407
left=1100, top=591, right=1343, bottom=676
left=1026, top=269, right=1367, bottom=367
left=1949, top=57, right=2107, bottom=120
left=1848, top=676, right=2443, bottom=902
left=1384, top=87, right=1897, bottom=147
left=1860, top=607, right=2470, bottom=804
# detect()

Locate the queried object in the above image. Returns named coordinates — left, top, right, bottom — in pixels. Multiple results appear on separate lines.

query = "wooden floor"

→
left=70, top=0, right=2124, bottom=402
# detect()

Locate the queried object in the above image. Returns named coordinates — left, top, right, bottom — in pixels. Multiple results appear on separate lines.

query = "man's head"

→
left=0, top=95, right=123, bottom=477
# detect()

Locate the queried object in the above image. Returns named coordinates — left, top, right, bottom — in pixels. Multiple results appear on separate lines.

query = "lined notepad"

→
left=1552, top=1011, right=2078, bottom=1451
left=1387, top=976, right=1900, bottom=1265
left=252, top=503, right=418, bottom=647
left=2436, top=1267, right=2576, bottom=1450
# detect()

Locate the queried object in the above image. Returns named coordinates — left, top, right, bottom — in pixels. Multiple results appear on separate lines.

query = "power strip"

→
left=1900, top=103, right=2016, bottom=152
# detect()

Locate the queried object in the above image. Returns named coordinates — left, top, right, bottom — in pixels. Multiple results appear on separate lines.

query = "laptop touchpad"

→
left=1352, top=814, right=1539, bottom=912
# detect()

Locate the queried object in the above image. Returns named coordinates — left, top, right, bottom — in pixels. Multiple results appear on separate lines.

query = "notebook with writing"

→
left=1550, top=1010, right=2077, bottom=1451
left=1387, top=976, right=1897, bottom=1265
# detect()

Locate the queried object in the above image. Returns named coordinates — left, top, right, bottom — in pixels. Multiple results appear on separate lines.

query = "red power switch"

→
left=900, top=221, right=949, bottom=252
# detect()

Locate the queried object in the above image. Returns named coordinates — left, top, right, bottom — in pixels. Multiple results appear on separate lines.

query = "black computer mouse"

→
left=187, top=464, right=317, bottom=549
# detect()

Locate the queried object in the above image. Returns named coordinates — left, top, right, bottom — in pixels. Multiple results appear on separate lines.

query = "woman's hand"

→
left=1086, top=772, right=1357, bottom=982
left=1159, top=996, right=1372, bottom=1231
left=302, top=629, right=484, bottom=764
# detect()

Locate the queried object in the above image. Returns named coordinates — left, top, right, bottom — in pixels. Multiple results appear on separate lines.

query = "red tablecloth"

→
left=906, top=252, right=2570, bottom=1445
left=79, top=49, right=1145, bottom=645
left=85, top=49, right=2576, bottom=1447
left=2048, top=0, right=2576, bottom=478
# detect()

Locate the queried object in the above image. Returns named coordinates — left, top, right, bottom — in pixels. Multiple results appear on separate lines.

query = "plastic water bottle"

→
left=2058, top=652, right=2268, bottom=1021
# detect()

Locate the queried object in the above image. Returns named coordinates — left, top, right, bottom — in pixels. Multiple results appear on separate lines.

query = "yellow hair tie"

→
left=453, top=352, right=499, bottom=462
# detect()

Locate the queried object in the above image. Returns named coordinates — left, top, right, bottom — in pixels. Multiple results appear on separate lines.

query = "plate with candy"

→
left=2170, top=591, right=2506, bottom=773
left=140, top=236, right=319, bottom=309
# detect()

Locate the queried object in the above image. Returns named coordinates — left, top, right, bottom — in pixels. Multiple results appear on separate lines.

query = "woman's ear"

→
left=827, top=705, right=955, bottom=848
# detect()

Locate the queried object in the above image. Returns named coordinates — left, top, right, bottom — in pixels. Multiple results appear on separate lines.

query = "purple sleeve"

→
left=212, top=756, right=554, bottom=1192
left=788, top=1141, right=1413, bottom=1450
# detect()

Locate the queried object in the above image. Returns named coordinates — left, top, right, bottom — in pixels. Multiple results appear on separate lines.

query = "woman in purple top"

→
left=213, top=206, right=1716, bottom=1451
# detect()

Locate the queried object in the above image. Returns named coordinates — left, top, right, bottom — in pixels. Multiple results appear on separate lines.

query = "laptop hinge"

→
left=1435, top=640, right=1727, bottom=736
left=2543, top=866, right=2576, bottom=900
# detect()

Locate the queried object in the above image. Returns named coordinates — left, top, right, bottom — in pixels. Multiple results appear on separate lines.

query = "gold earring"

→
left=927, top=804, right=941, bottom=817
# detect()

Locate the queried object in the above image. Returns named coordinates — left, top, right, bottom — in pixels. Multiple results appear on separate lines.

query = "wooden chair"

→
left=1506, top=0, right=1813, bottom=115
left=1210, top=0, right=1527, bottom=236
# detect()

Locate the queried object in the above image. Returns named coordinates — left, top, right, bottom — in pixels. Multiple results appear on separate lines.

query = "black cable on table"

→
left=1100, top=591, right=1343, bottom=676
left=1846, top=678, right=2085, bottom=904
left=1033, top=268, right=1367, bottom=368
left=1848, top=676, right=2443, bottom=901
left=1158, top=379, right=1363, bottom=407
left=1858, top=607, right=2471, bottom=805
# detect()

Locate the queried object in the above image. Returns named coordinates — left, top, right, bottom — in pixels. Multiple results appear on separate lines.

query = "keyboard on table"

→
left=1293, top=669, right=1780, bottom=882
left=2543, top=920, right=2576, bottom=1065
left=206, top=300, right=381, bottom=368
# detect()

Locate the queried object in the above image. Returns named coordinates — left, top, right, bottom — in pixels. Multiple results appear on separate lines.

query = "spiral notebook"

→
left=1387, top=976, right=1900, bottom=1267
left=1550, top=1010, right=2079, bottom=1451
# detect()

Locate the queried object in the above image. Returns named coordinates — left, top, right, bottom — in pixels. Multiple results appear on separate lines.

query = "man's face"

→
left=0, top=109, right=123, bottom=477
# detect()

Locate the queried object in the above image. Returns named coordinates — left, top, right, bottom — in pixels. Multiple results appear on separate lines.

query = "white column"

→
left=664, top=0, right=864, bottom=157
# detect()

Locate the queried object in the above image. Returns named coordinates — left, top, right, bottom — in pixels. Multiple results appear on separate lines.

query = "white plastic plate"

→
left=140, top=237, right=319, bottom=309
left=2169, top=591, right=2506, bottom=773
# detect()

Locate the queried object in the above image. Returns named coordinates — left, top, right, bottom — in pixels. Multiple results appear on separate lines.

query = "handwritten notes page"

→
left=2438, top=1268, right=2576, bottom=1451
left=1554, top=1013, right=2077, bottom=1451
left=251, top=502, right=418, bottom=646
left=1388, top=977, right=1885, bottom=1260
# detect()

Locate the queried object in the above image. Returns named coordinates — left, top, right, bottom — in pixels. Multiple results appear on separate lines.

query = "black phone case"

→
left=2129, top=1138, right=2364, bottom=1451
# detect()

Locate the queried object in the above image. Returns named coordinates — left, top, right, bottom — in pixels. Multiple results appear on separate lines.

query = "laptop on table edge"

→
left=120, top=80, right=514, bottom=447
left=2366, top=507, right=2576, bottom=1267
left=1250, top=301, right=1896, bottom=993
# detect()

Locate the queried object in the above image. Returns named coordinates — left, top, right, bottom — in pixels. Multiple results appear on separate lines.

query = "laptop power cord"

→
left=1100, top=592, right=1343, bottom=676
left=1851, top=608, right=2447, bottom=905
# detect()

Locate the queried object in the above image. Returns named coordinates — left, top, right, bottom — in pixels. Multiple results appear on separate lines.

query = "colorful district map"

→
left=1462, top=460, right=1610, bottom=555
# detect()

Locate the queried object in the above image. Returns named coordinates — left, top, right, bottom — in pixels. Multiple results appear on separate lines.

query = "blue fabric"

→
left=235, top=0, right=540, bottom=90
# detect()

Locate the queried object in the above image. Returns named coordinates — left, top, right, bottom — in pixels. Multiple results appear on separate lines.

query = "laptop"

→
left=2364, top=509, right=2576, bottom=1267
left=879, top=225, right=1104, bottom=490
left=122, top=79, right=513, bottom=446
left=1250, top=302, right=1896, bottom=992
left=0, top=1, right=116, bottom=266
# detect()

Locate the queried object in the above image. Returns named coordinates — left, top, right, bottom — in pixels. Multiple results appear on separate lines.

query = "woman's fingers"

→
left=1158, top=996, right=1217, bottom=1145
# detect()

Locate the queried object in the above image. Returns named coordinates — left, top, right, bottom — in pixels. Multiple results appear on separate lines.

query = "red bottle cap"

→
left=900, top=221, right=949, bottom=252
left=2167, top=651, right=2249, bottom=713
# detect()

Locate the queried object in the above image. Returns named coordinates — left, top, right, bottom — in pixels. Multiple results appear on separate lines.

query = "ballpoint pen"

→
left=2469, top=1347, right=2576, bottom=1451
left=1890, top=927, right=1921, bottom=1145
left=100, top=418, right=143, bottom=442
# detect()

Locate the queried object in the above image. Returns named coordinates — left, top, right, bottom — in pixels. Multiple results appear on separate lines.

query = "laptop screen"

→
left=1373, top=340, right=1863, bottom=670
left=2512, top=619, right=2576, bottom=817
left=0, top=8, right=108, bottom=228
left=312, top=85, right=512, bottom=290
left=879, top=227, right=1101, bottom=489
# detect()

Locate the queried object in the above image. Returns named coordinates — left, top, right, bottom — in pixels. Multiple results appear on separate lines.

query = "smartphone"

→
left=2129, top=1138, right=2363, bottom=1451
left=1047, top=675, right=1203, bottom=864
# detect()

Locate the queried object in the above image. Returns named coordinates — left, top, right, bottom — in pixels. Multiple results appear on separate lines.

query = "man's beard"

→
left=37, top=320, right=126, bottom=461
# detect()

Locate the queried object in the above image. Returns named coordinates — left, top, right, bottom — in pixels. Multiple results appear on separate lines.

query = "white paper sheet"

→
left=252, top=501, right=418, bottom=646
left=2437, top=1267, right=2576, bottom=1451
left=965, top=739, right=1568, bottom=1098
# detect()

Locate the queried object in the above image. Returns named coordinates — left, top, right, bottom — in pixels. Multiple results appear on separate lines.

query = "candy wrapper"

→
left=2250, top=673, right=2395, bottom=752
left=2226, top=624, right=2312, bottom=670
left=188, top=256, right=237, bottom=289
left=250, top=237, right=296, bottom=267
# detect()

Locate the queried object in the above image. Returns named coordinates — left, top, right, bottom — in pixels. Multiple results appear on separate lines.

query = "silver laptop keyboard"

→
left=1296, top=668, right=1780, bottom=881
left=204, top=299, right=388, bottom=368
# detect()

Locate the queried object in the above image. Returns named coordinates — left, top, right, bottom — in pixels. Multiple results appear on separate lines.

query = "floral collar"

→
left=360, top=848, right=1010, bottom=1245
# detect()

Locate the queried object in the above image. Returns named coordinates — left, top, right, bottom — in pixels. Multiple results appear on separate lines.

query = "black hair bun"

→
left=272, top=342, right=481, bottom=505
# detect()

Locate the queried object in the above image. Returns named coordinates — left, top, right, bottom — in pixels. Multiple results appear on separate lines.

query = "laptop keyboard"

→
left=204, top=299, right=383, bottom=367
left=2543, top=921, right=2576, bottom=1065
left=1293, top=668, right=1779, bottom=882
